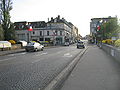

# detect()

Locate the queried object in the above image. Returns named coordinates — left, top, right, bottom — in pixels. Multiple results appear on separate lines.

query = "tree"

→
left=99, top=17, right=118, bottom=39
left=0, top=24, right=4, bottom=40
left=0, top=0, right=16, bottom=40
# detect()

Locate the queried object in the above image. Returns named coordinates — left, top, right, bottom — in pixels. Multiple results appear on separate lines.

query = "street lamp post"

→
left=26, top=23, right=33, bottom=42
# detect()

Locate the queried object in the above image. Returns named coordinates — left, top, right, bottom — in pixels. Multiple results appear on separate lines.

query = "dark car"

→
left=77, top=41, right=85, bottom=49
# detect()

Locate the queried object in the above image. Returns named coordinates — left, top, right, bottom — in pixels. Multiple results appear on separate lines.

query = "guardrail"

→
left=101, top=44, right=120, bottom=62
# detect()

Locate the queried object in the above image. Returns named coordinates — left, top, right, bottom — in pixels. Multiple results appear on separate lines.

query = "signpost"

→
left=27, top=24, right=33, bottom=42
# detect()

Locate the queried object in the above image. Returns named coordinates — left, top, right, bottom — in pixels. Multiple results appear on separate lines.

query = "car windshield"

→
left=28, top=42, right=35, bottom=45
left=78, top=41, right=83, bottom=44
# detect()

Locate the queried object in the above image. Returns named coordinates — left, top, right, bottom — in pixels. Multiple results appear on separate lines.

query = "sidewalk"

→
left=61, top=45, right=120, bottom=90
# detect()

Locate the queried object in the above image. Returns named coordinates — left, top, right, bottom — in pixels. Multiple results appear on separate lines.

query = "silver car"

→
left=25, top=42, right=44, bottom=52
left=64, top=42, right=69, bottom=46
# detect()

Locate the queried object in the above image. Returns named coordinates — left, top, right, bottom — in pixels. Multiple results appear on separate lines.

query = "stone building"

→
left=15, top=15, right=78, bottom=45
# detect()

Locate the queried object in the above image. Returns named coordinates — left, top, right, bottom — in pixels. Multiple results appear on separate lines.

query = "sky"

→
left=10, top=0, right=120, bottom=37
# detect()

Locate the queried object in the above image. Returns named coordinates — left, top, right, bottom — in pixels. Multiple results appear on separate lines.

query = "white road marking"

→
left=40, top=52, right=48, bottom=55
left=7, top=52, right=27, bottom=56
left=35, top=52, right=48, bottom=56
left=18, top=52, right=27, bottom=55
left=32, top=59, right=41, bottom=63
left=0, top=57, right=16, bottom=62
left=64, top=53, right=70, bottom=56
left=63, top=53, right=73, bottom=57
left=56, top=51, right=62, bottom=54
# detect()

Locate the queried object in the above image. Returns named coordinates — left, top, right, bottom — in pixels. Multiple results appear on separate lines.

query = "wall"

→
left=101, top=44, right=120, bottom=62
left=11, top=44, right=22, bottom=50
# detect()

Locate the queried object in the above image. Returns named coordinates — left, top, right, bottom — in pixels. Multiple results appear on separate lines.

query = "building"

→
left=69, top=22, right=79, bottom=42
left=15, top=15, right=79, bottom=45
left=90, top=16, right=117, bottom=44
left=14, top=21, right=47, bottom=42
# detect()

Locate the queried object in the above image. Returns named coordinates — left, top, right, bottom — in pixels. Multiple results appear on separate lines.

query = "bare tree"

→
left=0, top=0, right=15, bottom=40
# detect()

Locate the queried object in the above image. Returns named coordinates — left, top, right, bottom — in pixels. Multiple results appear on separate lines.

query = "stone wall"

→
left=101, top=44, right=120, bottom=62
left=11, top=44, right=22, bottom=50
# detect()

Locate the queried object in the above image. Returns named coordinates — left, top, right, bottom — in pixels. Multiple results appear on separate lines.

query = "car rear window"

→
left=28, top=42, right=35, bottom=45
left=78, top=42, right=83, bottom=44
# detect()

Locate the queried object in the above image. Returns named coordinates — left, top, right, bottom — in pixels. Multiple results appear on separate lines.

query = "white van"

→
left=0, top=41, right=11, bottom=50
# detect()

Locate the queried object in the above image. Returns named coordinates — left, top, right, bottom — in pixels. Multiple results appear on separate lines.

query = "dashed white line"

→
left=40, top=52, right=48, bottom=55
left=7, top=52, right=27, bottom=56
left=35, top=52, right=48, bottom=56
left=0, top=57, right=16, bottom=62
left=32, top=59, right=41, bottom=63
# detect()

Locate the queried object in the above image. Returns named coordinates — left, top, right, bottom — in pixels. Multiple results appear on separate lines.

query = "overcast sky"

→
left=10, top=0, right=120, bottom=37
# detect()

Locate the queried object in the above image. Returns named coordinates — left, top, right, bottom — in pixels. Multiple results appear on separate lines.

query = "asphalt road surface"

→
left=0, top=45, right=83, bottom=90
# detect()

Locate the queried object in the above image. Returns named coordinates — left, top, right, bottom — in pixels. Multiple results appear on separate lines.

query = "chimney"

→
left=48, top=18, right=49, bottom=22
left=58, top=15, right=60, bottom=19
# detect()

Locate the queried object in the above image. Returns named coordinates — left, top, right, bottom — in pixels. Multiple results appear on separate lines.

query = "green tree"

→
left=100, top=17, right=118, bottom=39
left=0, top=0, right=16, bottom=40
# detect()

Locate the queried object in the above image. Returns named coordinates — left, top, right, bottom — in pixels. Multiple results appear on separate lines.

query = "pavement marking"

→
left=7, top=52, right=27, bottom=56
left=35, top=52, right=48, bottom=56
left=56, top=51, right=62, bottom=54
left=64, top=53, right=70, bottom=56
left=63, top=53, right=73, bottom=57
left=18, top=52, right=27, bottom=55
left=31, top=59, right=41, bottom=63
left=0, top=57, right=16, bottom=62
left=40, top=52, right=48, bottom=55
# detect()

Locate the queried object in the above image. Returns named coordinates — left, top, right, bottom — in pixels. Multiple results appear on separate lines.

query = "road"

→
left=0, top=44, right=84, bottom=90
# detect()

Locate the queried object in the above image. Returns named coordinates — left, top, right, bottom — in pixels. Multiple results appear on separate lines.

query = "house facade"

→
left=15, top=15, right=78, bottom=45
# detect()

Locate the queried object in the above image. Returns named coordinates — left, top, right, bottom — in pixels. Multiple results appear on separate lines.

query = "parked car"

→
left=17, top=40, right=27, bottom=47
left=77, top=41, right=85, bottom=49
left=64, top=42, right=69, bottom=46
left=0, top=41, right=11, bottom=50
left=25, top=42, right=44, bottom=52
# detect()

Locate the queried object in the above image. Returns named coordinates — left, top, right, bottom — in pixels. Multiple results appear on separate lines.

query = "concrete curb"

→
left=0, top=49, right=25, bottom=56
left=44, top=46, right=89, bottom=90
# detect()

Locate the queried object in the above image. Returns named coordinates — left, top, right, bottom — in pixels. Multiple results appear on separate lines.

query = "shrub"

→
left=102, top=40, right=106, bottom=43
left=105, top=39, right=113, bottom=45
left=9, top=40, right=16, bottom=44
left=114, top=39, right=120, bottom=47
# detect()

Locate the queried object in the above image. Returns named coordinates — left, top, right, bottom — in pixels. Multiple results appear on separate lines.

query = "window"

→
left=47, top=31, right=49, bottom=36
left=45, top=38, right=50, bottom=41
left=55, top=31, right=57, bottom=35
left=33, top=31, right=35, bottom=34
left=40, top=31, right=42, bottom=36
left=60, top=31, right=62, bottom=35
left=18, top=34, right=25, bottom=40
left=39, top=38, right=43, bottom=41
